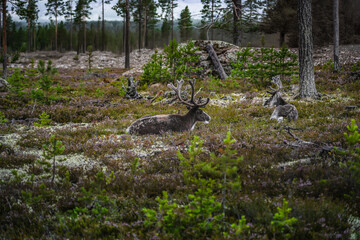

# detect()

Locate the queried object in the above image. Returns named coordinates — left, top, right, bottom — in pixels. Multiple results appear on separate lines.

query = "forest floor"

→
left=1, top=43, right=360, bottom=239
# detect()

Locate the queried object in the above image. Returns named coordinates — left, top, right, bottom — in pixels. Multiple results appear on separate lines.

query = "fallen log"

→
left=205, top=44, right=228, bottom=80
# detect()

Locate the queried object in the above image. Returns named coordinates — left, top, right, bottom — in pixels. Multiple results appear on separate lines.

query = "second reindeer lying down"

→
left=126, top=79, right=211, bottom=135
left=263, top=76, right=298, bottom=122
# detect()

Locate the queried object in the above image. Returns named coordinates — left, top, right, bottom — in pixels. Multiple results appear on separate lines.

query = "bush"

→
left=231, top=46, right=298, bottom=86
left=141, top=39, right=201, bottom=85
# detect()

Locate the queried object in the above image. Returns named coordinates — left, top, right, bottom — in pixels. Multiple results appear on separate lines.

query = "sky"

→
left=11, top=0, right=215, bottom=22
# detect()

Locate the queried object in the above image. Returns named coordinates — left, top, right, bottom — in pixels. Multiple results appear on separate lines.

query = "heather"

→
left=0, top=59, right=359, bottom=239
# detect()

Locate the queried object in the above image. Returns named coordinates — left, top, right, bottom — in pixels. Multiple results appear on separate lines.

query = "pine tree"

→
left=143, top=0, right=158, bottom=48
left=233, top=0, right=242, bottom=46
left=159, top=0, right=177, bottom=43
left=333, top=0, right=340, bottom=72
left=2, top=0, right=7, bottom=77
left=74, top=0, right=94, bottom=53
left=46, top=0, right=65, bottom=51
left=178, top=6, right=192, bottom=42
left=125, top=0, right=130, bottom=68
left=200, top=0, right=221, bottom=40
left=242, top=0, right=264, bottom=31
left=63, top=0, right=74, bottom=50
left=298, top=0, right=318, bottom=98
left=15, top=0, right=39, bottom=51
left=100, top=0, right=111, bottom=51
left=261, top=0, right=296, bottom=47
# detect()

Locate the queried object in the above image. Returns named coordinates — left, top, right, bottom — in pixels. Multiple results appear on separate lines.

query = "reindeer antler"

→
left=268, top=75, right=283, bottom=94
left=167, top=79, right=210, bottom=108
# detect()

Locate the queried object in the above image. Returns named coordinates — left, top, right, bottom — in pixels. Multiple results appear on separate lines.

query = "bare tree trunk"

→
left=70, top=18, right=73, bottom=51
left=138, top=0, right=142, bottom=51
left=298, top=0, right=318, bottom=98
left=171, top=0, right=174, bottom=41
left=233, top=0, right=241, bottom=46
left=333, top=0, right=340, bottom=72
left=123, top=16, right=126, bottom=53
left=83, top=21, right=86, bottom=53
left=143, top=7, right=147, bottom=48
left=0, top=7, right=2, bottom=48
left=28, top=20, right=31, bottom=51
left=102, top=0, right=105, bottom=51
left=280, top=31, right=285, bottom=47
left=55, top=10, right=58, bottom=51
left=211, top=0, right=214, bottom=40
left=33, top=25, right=36, bottom=50
left=125, top=0, right=130, bottom=69
left=2, top=0, right=7, bottom=78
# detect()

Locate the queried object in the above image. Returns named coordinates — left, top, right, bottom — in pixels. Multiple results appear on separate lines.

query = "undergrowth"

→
left=0, top=62, right=359, bottom=239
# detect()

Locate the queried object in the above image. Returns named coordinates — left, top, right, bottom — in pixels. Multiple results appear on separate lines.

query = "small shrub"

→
left=141, top=39, right=201, bottom=85
left=7, top=68, right=25, bottom=97
left=87, top=45, right=93, bottom=72
left=0, top=112, right=8, bottom=123
left=270, top=198, right=298, bottom=239
left=34, top=111, right=52, bottom=127
left=39, top=134, right=65, bottom=184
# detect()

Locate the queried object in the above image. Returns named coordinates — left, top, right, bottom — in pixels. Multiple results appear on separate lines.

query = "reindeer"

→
left=263, top=76, right=298, bottom=122
left=126, top=79, right=211, bottom=135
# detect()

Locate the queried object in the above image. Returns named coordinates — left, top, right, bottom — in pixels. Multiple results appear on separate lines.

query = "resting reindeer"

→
left=263, top=76, right=298, bottom=122
left=126, top=80, right=211, bottom=135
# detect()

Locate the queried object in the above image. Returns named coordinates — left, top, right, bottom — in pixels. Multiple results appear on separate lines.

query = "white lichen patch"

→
left=58, top=153, right=101, bottom=170
left=274, top=158, right=311, bottom=169
left=0, top=133, right=22, bottom=149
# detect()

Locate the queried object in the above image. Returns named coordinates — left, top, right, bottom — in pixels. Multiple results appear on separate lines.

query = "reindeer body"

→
left=127, top=80, right=211, bottom=135
left=264, top=76, right=298, bottom=122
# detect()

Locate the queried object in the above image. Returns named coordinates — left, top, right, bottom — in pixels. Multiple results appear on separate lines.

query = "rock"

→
left=0, top=78, right=9, bottom=92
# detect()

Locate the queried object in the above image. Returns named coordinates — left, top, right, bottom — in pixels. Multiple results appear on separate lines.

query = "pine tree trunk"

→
left=211, top=0, right=214, bottom=40
left=102, top=0, right=105, bottom=51
left=280, top=31, right=285, bottom=47
left=143, top=7, right=147, bottom=48
left=125, top=0, right=130, bottom=69
left=2, top=0, right=7, bottom=78
left=233, top=0, right=241, bottom=46
left=171, top=0, right=174, bottom=41
left=28, top=19, right=31, bottom=51
left=83, top=21, right=86, bottom=53
left=138, top=0, right=142, bottom=51
left=70, top=16, right=73, bottom=51
left=333, top=0, right=340, bottom=72
left=55, top=11, right=58, bottom=51
left=123, top=16, right=126, bottom=53
left=298, top=0, right=318, bottom=98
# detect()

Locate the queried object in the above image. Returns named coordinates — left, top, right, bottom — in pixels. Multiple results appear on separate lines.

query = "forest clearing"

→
left=1, top=41, right=360, bottom=239
left=1, top=0, right=360, bottom=238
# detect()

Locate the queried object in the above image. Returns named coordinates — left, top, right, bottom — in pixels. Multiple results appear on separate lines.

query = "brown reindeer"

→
left=126, top=80, right=211, bottom=135
left=264, top=76, right=298, bottom=122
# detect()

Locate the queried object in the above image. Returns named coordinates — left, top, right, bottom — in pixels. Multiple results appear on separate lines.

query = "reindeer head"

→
left=263, top=75, right=286, bottom=107
left=168, top=79, right=211, bottom=123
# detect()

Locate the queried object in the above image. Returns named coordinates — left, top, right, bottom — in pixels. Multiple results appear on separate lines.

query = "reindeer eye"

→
left=197, top=109, right=203, bottom=114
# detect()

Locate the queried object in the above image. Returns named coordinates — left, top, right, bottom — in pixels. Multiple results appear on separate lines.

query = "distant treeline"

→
left=3, top=0, right=360, bottom=54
